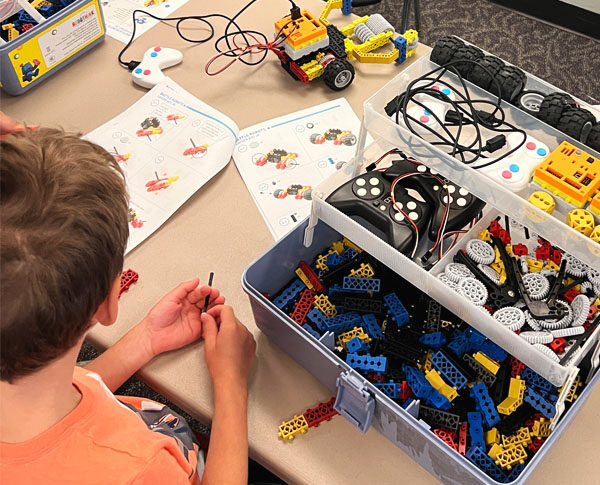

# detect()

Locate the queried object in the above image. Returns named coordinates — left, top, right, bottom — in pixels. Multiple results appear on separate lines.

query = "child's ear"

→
left=93, top=276, right=122, bottom=326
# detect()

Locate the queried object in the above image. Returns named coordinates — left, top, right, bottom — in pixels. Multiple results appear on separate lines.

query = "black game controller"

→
left=384, top=158, right=486, bottom=240
left=326, top=169, right=431, bottom=255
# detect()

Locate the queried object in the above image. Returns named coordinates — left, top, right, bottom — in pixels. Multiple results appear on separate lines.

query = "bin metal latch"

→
left=334, top=370, right=375, bottom=433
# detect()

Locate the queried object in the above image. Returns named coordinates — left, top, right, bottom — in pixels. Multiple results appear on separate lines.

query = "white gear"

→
left=445, top=263, right=474, bottom=283
left=564, top=255, right=587, bottom=277
left=438, top=273, right=459, bottom=290
left=522, top=272, right=550, bottom=300
left=457, top=277, right=488, bottom=306
left=520, top=331, right=554, bottom=344
left=494, top=306, right=525, bottom=331
left=570, top=294, right=590, bottom=326
left=533, top=343, right=560, bottom=362
left=524, top=311, right=543, bottom=331
left=478, top=264, right=501, bottom=285
left=466, top=239, right=495, bottom=265
left=551, top=326, right=585, bottom=338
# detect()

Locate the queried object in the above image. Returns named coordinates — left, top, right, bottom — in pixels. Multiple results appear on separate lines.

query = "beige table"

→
left=3, top=1, right=599, bottom=483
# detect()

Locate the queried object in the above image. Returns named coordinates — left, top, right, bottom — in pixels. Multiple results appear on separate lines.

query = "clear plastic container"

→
left=358, top=53, right=600, bottom=268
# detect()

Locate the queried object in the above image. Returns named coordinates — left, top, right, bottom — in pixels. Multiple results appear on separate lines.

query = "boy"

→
left=0, top=123, right=256, bottom=484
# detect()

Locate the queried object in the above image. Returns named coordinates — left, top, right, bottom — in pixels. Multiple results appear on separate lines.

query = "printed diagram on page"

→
left=233, top=98, right=368, bottom=240
left=86, top=79, right=238, bottom=253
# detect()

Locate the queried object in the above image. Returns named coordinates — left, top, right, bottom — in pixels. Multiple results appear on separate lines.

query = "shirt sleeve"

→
left=129, top=449, right=200, bottom=485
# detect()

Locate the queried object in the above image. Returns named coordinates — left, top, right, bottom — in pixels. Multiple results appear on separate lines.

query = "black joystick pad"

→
left=384, top=158, right=486, bottom=240
left=326, top=170, right=430, bottom=255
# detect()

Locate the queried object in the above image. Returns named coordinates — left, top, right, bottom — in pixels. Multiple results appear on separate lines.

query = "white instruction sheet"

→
left=86, top=78, right=238, bottom=253
left=233, top=98, right=366, bottom=240
left=100, top=0, right=190, bottom=43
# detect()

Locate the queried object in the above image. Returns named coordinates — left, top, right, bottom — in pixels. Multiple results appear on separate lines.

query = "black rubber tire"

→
left=515, top=90, right=546, bottom=117
left=468, top=55, right=505, bottom=93
left=493, top=65, right=527, bottom=102
left=273, top=189, right=283, bottom=198
left=309, top=133, right=320, bottom=143
left=450, top=45, right=483, bottom=77
left=586, top=124, right=600, bottom=152
left=537, top=92, right=578, bottom=127
left=430, top=36, right=465, bottom=65
left=556, top=108, right=597, bottom=143
left=302, top=189, right=313, bottom=201
left=323, top=59, right=355, bottom=91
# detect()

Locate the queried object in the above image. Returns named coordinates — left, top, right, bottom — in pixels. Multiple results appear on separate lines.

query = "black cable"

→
left=390, top=58, right=527, bottom=169
left=118, top=0, right=298, bottom=70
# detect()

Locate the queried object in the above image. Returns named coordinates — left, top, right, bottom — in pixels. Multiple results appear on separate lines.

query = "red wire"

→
left=205, top=19, right=297, bottom=76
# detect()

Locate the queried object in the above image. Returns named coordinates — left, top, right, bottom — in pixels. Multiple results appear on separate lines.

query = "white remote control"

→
left=131, top=46, right=183, bottom=89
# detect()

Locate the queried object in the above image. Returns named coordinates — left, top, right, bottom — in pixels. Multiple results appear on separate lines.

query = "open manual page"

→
left=86, top=78, right=238, bottom=253
left=233, top=98, right=368, bottom=240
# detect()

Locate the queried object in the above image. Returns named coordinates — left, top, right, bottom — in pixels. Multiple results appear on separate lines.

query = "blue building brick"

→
left=302, top=324, right=321, bottom=339
left=361, top=314, right=383, bottom=340
left=273, top=279, right=305, bottom=312
left=467, top=412, right=485, bottom=449
left=419, top=332, right=447, bottom=350
left=466, top=447, right=507, bottom=482
left=523, top=387, right=556, bottom=418
left=470, top=383, right=501, bottom=427
left=383, top=293, right=410, bottom=326
left=346, top=336, right=369, bottom=353
left=431, top=351, right=468, bottom=389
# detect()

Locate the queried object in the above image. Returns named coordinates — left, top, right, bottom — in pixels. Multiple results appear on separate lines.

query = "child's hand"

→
left=201, top=305, right=256, bottom=391
left=141, top=278, right=225, bottom=357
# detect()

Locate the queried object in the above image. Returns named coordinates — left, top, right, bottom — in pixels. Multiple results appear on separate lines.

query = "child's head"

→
left=1, top=128, right=129, bottom=383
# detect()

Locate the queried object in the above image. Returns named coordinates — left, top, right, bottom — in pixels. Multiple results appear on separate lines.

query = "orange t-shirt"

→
left=0, top=367, right=204, bottom=485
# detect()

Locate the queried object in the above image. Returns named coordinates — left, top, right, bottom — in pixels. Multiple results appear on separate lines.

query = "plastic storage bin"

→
left=0, top=0, right=106, bottom=95
left=242, top=218, right=600, bottom=485
left=357, top=52, right=600, bottom=268
left=305, top=138, right=599, bottom=387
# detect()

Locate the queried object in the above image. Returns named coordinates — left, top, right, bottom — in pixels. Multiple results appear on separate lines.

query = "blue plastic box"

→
left=0, top=0, right=106, bottom=95
left=242, top=218, right=600, bottom=485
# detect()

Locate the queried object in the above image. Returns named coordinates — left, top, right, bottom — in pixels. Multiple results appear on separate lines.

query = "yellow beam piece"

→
left=278, top=415, right=309, bottom=440
left=295, top=267, right=314, bottom=290
left=485, top=428, right=500, bottom=445
left=339, top=15, right=368, bottom=37
left=473, top=352, right=500, bottom=375
left=425, top=369, right=458, bottom=402
left=319, top=0, right=342, bottom=26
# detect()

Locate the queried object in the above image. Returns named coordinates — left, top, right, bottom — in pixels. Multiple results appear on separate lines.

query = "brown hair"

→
left=1, top=128, right=129, bottom=382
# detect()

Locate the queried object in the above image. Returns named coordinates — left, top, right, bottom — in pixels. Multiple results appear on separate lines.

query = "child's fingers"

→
left=188, top=287, right=221, bottom=306
left=201, top=313, right=218, bottom=346
left=169, top=278, right=200, bottom=301
left=208, top=295, right=226, bottom=308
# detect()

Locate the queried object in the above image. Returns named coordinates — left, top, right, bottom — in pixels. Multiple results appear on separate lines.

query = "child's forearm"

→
left=201, top=383, right=249, bottom=485
left=84, top=323, right=154, bottom=392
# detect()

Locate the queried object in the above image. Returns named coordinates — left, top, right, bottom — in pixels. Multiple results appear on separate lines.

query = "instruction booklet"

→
left=86, top=78, right=238, bottom=253
left=233, top=98, right=367, bottom=240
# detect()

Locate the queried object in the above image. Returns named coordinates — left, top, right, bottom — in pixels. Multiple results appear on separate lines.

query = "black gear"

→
left=451, top=45, right=483, bottom=77
left=493, top=65, right=527, bottom=102
left=323, top=59, right=355, bottom=91
left=556, top=108, right=597, bottom=143
left=430, top=36, right=464, bottom=65
left=586, top=124, right=600, bottom=152
left=537, top=92, right=578, bottom=127
left=468, top=55, right=505, bottom=93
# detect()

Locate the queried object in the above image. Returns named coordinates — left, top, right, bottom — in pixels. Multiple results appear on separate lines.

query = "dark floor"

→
left=355, top=0, right=600, bottom=103
left=78, top=2, right=599, bottom=483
